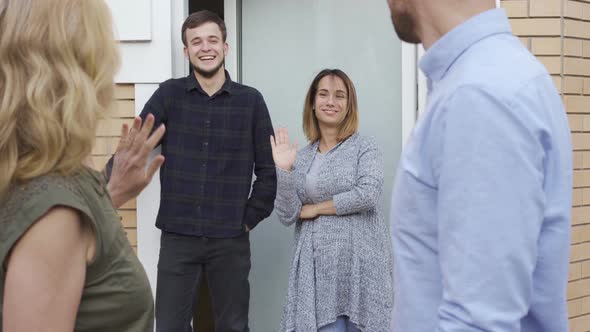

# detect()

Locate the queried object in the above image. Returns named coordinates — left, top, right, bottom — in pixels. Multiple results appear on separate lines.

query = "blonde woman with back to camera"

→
left=271, top=69, right=394, bottom=331
left=0, top=0, right=166, bottom=331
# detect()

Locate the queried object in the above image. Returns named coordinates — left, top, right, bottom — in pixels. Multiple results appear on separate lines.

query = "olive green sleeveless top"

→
left=0, top=168, right=154, bottom=332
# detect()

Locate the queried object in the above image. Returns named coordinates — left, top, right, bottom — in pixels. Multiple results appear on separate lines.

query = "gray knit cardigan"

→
left=275, top=133, right=394, bottom=332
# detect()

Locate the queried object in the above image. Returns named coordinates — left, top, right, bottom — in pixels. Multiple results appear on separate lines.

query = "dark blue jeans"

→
left=318, top=316, right=361, bottom=332
left=155, top=231, right=251, bottom=332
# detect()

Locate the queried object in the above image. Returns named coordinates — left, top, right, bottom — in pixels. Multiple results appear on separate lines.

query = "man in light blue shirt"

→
left=387, top=1, right=573, bottom=331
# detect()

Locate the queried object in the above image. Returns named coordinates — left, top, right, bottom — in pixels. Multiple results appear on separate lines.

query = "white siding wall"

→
left=105, top=0, right=182, bottom=299
left=108, top=0, right=173, bottom=84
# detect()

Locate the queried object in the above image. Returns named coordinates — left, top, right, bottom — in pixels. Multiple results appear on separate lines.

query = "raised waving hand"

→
left=270, top=127, right=297, bottom=171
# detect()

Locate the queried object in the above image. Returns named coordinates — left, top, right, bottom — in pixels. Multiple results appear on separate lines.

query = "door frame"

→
left=138, top=0, right=501, bottom=299
left=401, top=43, right=419, bottom=145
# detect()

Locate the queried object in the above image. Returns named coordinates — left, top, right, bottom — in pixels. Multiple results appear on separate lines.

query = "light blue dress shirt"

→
left=391, top=9, right=573, bottom=332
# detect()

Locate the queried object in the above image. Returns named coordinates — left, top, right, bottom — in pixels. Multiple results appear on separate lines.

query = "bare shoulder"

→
left=3, top=205, right=91, bottom=332
left=6, top=205, right=92, bottom=269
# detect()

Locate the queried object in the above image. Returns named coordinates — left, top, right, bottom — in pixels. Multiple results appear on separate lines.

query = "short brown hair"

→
left=303, top=69, right=359, bottom=143
left=181, top=10, right=227, bottom=46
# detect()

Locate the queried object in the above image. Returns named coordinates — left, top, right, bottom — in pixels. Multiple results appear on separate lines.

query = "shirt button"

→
left=205, top=120, right=211, bottom=127
left=201, top=163, right=206, bottom=168
left=203, top=142, right=209, bottom=148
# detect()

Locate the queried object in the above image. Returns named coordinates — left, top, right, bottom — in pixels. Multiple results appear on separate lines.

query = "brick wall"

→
left=502, top=0, right=590, bottom=330
left=91, top=84, right=137, bottom=251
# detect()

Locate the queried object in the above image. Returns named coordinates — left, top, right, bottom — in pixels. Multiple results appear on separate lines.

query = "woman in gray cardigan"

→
left=271, top=69, right=394, bottom=331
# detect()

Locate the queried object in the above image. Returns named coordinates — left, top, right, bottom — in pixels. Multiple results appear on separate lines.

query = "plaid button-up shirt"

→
left=108, top=71, right=276, bottom=238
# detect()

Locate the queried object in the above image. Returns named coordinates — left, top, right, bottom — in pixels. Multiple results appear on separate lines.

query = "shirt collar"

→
left=419, top=8, right=511, bottom=83
left=185, top=69, right=234, bottom=96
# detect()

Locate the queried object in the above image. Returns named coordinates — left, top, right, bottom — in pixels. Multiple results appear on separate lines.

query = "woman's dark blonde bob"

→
left=302, top=69, right=359, bottom=143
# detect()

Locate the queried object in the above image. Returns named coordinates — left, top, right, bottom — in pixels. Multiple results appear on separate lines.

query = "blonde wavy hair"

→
left=0, top=0, right=120, bottom=198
